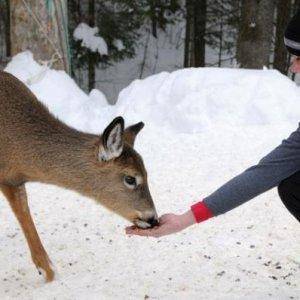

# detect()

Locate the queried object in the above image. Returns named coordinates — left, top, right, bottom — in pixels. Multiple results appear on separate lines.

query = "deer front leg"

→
left=1, top=184, right=55, bottom=282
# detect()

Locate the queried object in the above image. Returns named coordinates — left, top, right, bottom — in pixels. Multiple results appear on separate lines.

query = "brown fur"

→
left=0, top=71, right=156, bottom=282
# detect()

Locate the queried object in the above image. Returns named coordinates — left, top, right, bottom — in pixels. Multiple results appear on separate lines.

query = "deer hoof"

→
left=38, top=266, right=55, bottom=282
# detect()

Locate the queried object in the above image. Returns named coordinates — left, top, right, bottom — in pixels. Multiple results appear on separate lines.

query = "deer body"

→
left=0, top=71, right=158, bottom=282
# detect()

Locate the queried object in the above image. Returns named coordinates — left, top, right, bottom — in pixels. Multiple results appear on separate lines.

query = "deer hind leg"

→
left=1, top=184, right=55, bottom=282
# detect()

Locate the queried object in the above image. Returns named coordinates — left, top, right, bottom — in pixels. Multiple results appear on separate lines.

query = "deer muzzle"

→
left=134, top=210, right=159, bottom=229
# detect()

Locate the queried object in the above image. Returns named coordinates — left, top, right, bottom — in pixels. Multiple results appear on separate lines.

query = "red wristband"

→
left=191, top=201, right=214, bottom=223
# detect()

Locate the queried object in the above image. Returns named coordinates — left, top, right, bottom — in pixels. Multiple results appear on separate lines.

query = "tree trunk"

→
left=194, top=0, right=206, bottom=67
left=67, top=0, right=82, bottom=78
left=217, top=0, right=224, bottom=67
left=184, top=0, right=193, bottom=67
left=237, top=0, right=275, bottom=69
left=88, top=0, right=95, bottom=91
left=5, top=0, right=10, bottom=57
left=184, top=0, right=206, bottom=67
left=183, top=17, right=190, bottom=68
left=0, top=0, right=10, bottom=63
left=274, top=0, right=292, bottom=74
left=0, top=1, right=7, bottom=60
left=150, top=0, right=158, bottom=38
left=10, top=0, right=70, bottom=72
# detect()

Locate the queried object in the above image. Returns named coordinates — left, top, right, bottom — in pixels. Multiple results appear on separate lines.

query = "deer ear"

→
left=99, top=116, right=124, bottom=161
left=124, top=122, right=144, bottom=147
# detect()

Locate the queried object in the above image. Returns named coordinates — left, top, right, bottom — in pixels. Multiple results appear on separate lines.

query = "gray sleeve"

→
left=203, top=124, right=300, bottom=216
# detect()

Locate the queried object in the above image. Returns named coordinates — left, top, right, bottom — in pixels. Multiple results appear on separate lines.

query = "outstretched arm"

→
left=126, top=210, right=197, bottom=237
left=126, top=124, right=300, bottom=237
left=126, top=7, right=300, bottom=238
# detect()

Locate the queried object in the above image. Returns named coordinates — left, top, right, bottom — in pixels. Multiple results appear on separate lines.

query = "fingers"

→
left=125, top=226, right=139, bottom=234
left=125, top=225, right=136, bottom=231
left=159, top=214, right=173, bottom=223
left=125, top=226, right=163, bottom=238
left=125, top=213, right=176, bottom=238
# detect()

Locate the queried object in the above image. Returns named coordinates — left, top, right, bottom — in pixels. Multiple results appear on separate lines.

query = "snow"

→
left=5, top=51, right=114, bottom=133
left=95, top=25, right=186, bottom=103
left=1, top=52, right=299, bottom=299
left=88, top=23, right=299, bottom=104
left=73, top=23, right=108, bottom=56
left=113, top=39, right=125, bottom=51
left=116, top=67, right=300, bottom=133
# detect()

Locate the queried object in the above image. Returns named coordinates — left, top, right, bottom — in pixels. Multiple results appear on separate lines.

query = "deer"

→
left=0, top=70, right=158, bottom=282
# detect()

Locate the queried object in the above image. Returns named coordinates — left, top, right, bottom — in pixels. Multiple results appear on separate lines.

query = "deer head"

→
left=92, top=116, right=158, bottom=229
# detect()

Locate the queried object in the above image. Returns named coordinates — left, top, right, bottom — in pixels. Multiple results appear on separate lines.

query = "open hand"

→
left=125, top=210, right=196, bottom=238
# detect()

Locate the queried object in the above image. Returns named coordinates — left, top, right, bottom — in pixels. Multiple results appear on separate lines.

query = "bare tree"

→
left=5, top=0, right=10, bottom=58
left=194, top=0, right=207, bottom=67
left=184, top=0, right=193, bottom=67
left=150, top=0, right=158, bottom=38
left=10, top=0, right=70, bottom=72
left=184, top=0, right=207, bottom=67
left=274, top=0, right=292, bottom=74
left=237, top=0, right=275, bottom=69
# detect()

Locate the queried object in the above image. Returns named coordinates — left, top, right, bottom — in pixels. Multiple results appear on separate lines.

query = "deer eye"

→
left=124, top=175, right=137, bottom=189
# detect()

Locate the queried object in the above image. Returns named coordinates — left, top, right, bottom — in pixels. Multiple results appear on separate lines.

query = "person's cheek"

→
left=295, top=63, right=300, bottom=73
left=290, top=59, right=300, bottom=73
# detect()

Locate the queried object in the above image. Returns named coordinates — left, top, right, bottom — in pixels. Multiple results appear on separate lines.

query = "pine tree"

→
left=205, top=0, right=240, bottom=67
left=146, top=0, right=182, bottom=38
left=70, top=0, right=181, bottom=91
left=70, top=0, right=143, bottom=91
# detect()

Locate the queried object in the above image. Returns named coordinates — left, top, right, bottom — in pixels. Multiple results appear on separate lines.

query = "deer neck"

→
left=27, top=128, right=106, bottom=196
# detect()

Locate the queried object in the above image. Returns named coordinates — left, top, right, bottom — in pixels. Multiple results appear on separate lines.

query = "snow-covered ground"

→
left=0, top=52, right=299, bottom=299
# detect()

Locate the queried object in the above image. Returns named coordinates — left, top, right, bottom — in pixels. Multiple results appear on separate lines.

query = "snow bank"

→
left=5, top=51, right=300, bottom=135
left=5, top=51, right=113, bottom=133
left=117, top=68, right=300, bottom=133
left=73, top=23, right=108, bottom=55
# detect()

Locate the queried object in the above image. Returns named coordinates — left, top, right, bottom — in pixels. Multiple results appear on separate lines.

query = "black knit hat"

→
left=284, top=9, right=300, bottom=57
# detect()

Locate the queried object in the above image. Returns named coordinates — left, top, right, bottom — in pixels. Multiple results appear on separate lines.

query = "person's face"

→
left=290, top=56, right=300, bottom=73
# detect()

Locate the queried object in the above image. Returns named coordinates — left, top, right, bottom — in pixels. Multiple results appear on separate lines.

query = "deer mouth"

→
left=133, top=216, right=159, bottom=229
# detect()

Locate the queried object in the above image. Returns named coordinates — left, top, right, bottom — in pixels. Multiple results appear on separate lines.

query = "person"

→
left=126, top=9, right=300, bottom=238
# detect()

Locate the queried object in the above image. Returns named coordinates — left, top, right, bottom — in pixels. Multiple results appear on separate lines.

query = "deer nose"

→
left=147, top=216, right=159, bottom=227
